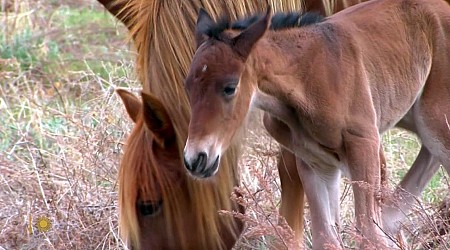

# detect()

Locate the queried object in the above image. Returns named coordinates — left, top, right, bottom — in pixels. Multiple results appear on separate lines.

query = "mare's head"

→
left=183, top=8, right=271, bottom=178
left=117, top=89, right=243, bottom=249
left=116, top=89, right=185, bottom=249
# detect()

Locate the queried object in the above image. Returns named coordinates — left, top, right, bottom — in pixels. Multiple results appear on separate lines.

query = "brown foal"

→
left=183, top=0, right=450, bottom=248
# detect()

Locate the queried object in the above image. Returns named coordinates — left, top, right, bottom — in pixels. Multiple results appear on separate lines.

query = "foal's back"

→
left=300, top=0, right=450, bottom=132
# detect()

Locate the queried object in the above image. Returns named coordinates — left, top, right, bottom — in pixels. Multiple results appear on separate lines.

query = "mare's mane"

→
left=201, top=11, right=324, bottom=41
left=113, top=0, right=306, bottom=249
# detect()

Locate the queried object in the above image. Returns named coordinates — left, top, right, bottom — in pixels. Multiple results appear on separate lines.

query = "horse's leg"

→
left=296, top=157, right=341, bottom=249
left=327, top=166, right=342, bottom=232
left=409, top=73, right=450, bottom=238
left=343, top=129, right=386, bottom=248
left=277, top=147, right=305, bottom=247
left=264, top=114, right=341, bottom=248
left=379, top=146, right=388, bottom=189
left=382, top=146, right=440, bottom=244
left=263, top=114, right=305, bottom=246
left=304, top=0, right=326, bottom=16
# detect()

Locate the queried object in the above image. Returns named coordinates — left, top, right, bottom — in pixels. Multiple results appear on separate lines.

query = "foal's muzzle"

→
left=184, top=152, right=219, bottom=178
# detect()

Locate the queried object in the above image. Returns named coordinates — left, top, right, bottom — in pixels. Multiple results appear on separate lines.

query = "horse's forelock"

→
left=120, top=119, right=185, bottom=248
left=119, top=121, right=155, bottom=248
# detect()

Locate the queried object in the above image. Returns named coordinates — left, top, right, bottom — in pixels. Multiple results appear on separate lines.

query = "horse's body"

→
left=183, top=0, right=450, bottom=248
left=305, top=0, right=366, bottom=16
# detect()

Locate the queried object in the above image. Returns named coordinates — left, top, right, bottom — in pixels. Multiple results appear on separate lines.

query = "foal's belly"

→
left=367, top=46, right=432, bottom=133
left=294, top=138, right=350, bottom=177
left=263, top=114, right=349, bottom=176
left=290, top=125, right=350, bottom=177
left=374, top=80, right=427, bottom=133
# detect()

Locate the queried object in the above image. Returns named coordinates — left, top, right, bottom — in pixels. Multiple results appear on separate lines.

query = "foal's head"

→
left=183, top=8, right=271, bottom=178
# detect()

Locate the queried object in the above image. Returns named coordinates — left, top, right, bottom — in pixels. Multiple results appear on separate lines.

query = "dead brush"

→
left=0, top=63, right=136, bottom=249
left=229, top=113, right=299, bottom=249
left=1, top=1, right=135, bottom=249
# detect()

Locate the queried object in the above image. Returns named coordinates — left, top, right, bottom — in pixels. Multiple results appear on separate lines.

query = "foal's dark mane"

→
left=233, top=11, right=323, bottom=30
left=202, top=11, right=324, bottom=40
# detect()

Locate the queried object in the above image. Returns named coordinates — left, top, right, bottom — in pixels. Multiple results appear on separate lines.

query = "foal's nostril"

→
left=185, top=152, right=209, bottom=174
left=184, top=156, right=193, bottom=171
left=194, top=152, right=207, bottom=173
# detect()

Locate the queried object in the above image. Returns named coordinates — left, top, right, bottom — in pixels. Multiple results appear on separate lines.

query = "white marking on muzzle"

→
left=184, top=135, right=223, bottom=175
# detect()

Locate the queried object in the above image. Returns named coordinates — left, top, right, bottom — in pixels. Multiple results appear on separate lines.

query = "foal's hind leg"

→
left=382, top=146, right=440, bottom=245
left=277, top=148, right=305, bottom=247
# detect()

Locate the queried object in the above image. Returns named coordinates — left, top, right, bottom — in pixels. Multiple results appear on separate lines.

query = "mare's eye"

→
left=137, top=199, right=163, bottom=216
left=223, top=84, right=237, bottom=97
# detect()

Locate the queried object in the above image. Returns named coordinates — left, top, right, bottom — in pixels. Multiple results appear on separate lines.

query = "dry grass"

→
left=1, top=1, right=134, bottom=248
left=1, top=0, right=450, bottom=249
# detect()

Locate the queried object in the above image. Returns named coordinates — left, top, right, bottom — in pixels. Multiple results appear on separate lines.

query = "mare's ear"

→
left=141, top=91, right=176, bottom=147
left=195, top=8, right=214, bottom=48
left=116, top=89, right=141, bottom=123
left=97, top=0, right=133, bottom=30
left=232, top=6, right=272, bottom=58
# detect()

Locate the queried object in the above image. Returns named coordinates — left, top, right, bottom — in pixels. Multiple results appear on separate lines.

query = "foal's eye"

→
left=223, top=84, right=237, bottom=97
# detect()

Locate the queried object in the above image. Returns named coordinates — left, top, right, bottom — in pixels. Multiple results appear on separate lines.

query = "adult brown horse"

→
left=183, top=0, right=450, bottom=248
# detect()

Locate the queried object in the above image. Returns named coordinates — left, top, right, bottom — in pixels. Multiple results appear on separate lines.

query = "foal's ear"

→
left=232, top=6, right=272, bottom=58
left=195, top=8, right=214, bottom=47
left=140, top=91, right=176, bottom=146
left=116, top=89, right=141, bottom=123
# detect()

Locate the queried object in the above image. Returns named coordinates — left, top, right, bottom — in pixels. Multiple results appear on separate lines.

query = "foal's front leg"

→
left=296, top=157, right=342, bottom=249
left=343, top=129, right=387, bottom=248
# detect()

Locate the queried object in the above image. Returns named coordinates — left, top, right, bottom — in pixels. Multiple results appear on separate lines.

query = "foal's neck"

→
left=249, top=29, right=317, bottom=122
